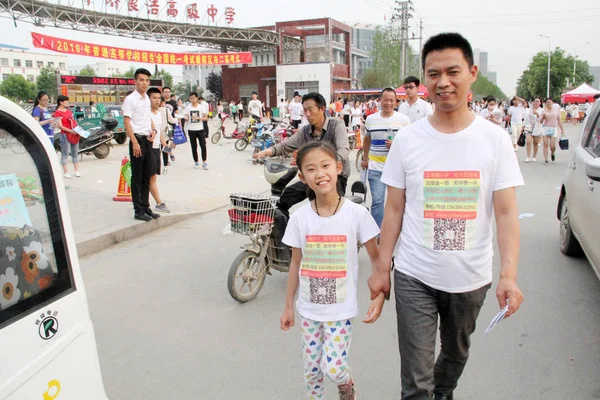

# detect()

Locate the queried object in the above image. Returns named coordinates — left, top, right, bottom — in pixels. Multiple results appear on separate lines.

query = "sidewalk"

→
left=67, top=119, right=276, bottom=256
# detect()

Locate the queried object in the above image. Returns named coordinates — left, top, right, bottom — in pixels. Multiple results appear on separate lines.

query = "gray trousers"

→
left=394, top=270, right=491, bottom=399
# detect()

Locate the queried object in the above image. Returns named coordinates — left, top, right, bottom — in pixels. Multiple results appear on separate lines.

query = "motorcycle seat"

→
left=101, top=117, right=118, bottom=131
left=348, top=195, right=364, bottom=205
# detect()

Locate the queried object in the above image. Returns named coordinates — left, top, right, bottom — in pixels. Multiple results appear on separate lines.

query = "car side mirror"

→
left=586, top=157, right=600, bottom=182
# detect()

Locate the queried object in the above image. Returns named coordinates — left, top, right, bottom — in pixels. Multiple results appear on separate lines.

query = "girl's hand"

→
left=363, top=292, right=385, bottom=323
left=280, top=308, right=295, bottom=331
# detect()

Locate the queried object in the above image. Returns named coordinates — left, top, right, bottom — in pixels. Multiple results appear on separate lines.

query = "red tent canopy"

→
left=395, top=84, right=429, bottom=97
left=561, top=83, right=600, bottom=104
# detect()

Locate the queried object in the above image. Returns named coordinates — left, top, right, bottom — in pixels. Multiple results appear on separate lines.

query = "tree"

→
left=361, top=25, right=421, bottom=89
left=206, top=72, right=222, bottom=99
left=516, top=48, right=595, bottom=101
left=36, top=67, right=58, bottom=100
left=471, top=73, right=507, bottom=101
left=157, top=69, right=173, bottom=88
left=0, top=74, right=36, bottom=102
left=122, top=66, right=136, bottom=78
left=78, top=65, right=96, bottom=76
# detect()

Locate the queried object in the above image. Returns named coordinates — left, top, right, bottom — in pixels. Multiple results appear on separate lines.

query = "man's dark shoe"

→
left=145, top=209, right=161, bottom=219
left=433, top=393, right=453, bottom=400
left=134, top=212, right=152, bottom=222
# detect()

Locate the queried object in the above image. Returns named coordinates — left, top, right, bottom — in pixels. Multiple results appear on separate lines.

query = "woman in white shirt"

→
left=350, top=101, right=363, bottom=130
left=342, top=99, right=351, bottom=128
left=525, top=97, right=543, bottom=163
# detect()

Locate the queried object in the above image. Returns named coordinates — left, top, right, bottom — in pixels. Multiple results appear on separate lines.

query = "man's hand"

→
left=147, top=130, right=156, bottom=143
left=496, top=277, right=523, bottom=318
left=132, top=140, right=142, bottom=158
left=253, top=149, right=271, bottom=159
left=368, top=268, right=391, bottom=301
left=361, top=159, right=369, bottom=169
left=385, top=139, right=393, bottom=149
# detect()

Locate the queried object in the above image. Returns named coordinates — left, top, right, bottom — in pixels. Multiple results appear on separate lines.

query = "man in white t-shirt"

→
left=398, top=76, right=433, bottom=122
left=278, top=98, right=287, bottom=118
left=362, top=87, right=410, bottom=228
left=248, top=91, right=263, bottom=120
left=184, top=92, right=208, bottom=169
left=289, top=92, right=304, bottom=129
left=370, top=33, right=525, bottom=400
left=508, top=96, right=526, bottom=150
left=147, top=87, right=170, bottom=213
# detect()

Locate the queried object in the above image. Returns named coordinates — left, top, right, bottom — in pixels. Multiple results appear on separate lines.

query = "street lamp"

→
left=538, top=34, right=551, bottom=99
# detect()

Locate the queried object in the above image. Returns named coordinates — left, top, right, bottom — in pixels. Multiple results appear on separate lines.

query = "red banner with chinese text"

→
left=31, top=32, right=252, bottom=66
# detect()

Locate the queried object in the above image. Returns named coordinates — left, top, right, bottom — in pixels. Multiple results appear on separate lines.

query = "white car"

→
left=558, top=100, right=600, bottom=279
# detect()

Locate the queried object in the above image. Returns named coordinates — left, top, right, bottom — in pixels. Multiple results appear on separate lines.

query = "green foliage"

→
left=516, top=48, right=595, bottom=101
left=122, top=66, right=136, bottom=78
left=78, top=65, right=96, bottom=76
left=157, top=69, right=173, bottom=88
left=0, top=74, right=36, bottom=101
left=362, top=25, right=421, bottom=88
left=206, top=72, right=222, bottom=99
left=36, top=67, right=58, bottom=99
left=471, top=73, right=507, bottom=101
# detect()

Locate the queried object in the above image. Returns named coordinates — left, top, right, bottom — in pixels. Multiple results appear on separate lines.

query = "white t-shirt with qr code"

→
left=381, top=116, right=524, bottom=293
left=283, top=200, right=380, bottom=322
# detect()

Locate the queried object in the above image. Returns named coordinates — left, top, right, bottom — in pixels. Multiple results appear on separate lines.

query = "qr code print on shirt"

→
left=309, top=277, right=337, bottom=305
left=433, top=218, right=466, bottom=251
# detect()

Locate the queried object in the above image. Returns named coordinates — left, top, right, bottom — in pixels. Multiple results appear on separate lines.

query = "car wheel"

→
left=559, top=193, right=583, bottom=256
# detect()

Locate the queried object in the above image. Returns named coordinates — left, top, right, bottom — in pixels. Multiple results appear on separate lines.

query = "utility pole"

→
left=418, top=18, right=423, bottom=81
left=392, top=0, right=413, bottom=84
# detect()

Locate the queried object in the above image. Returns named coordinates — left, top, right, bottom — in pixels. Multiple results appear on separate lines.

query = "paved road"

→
left=81, top=124, right=600, bottom=400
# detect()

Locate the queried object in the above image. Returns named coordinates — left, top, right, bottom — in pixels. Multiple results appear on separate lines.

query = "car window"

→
left=581, top=104, right=600, bottom=146
left=0, top=113, right=74, bottom=326
left=585, top=119, right=600, bottom=157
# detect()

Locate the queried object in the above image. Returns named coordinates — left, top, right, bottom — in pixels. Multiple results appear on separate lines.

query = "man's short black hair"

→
left=162, top=87, right=171, bottom=92
left=294, top=91, right=301, bottom=98
left=381, top=87, right=397, bottom=97
left=302, top=93, right=327, bottom=109
left=89, top=100, right=95, bottom=105
left=487, top=96, right=497, bottom=103
left=421, top=32, right=474, bottom=71
left=147, top=87, right=162, bottom=97
left=403, top=76, right=420, bottom=87
left=134, top=68, right=152, bottom=79
left=594, top=94, right=600, bottom=100
left=189, top=91, right=198, bottom=98
left=251, top=91, right=258, bottom=96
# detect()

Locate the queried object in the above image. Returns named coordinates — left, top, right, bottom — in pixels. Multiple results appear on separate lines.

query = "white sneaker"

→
left=75, top=171, right=81, bottom=177
left=524, top=158, right=530, bottom=163
left=63, top=173, right=72, bottom=179
left=532, top=158, right=536, bottom=162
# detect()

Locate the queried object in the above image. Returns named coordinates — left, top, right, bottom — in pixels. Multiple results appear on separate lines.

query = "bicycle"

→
left=0, top=133, right=26, bottom=154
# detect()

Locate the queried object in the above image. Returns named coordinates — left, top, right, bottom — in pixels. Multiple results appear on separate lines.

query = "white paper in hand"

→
left=485, top=300, right=509, bottom=335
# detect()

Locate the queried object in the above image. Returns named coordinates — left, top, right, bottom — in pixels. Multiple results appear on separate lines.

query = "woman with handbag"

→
left=540, top=98, right=565, bottom=164
left=525, top=98, right=543, bottom=163
left=54, top=95, right=81, bottom=178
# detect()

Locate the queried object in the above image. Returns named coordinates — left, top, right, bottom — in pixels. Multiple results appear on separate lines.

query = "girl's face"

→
left=533, top=98, right=541, bottom=107
left=298, top=149, right=342, bottom=197
left=39, top=95, right=49, bottom=107
left=546, top=99, right=553, bottom=108
left=60, top=99, right=70, bottom=108
left=355, top=101, right=360, bottom=107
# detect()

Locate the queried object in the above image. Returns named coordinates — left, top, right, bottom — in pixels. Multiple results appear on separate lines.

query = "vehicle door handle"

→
left=589, top=180, right=595, bottom=191
left=571, top=162, right=576, bottom=170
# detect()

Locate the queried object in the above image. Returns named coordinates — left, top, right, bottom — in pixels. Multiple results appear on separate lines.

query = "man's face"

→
left=424, top=48, right=477, bottom=113
left=381, top=91, right=397, bottom=113
left=252, top=94, right=257, bottom=100
left=150, top=93, right=161, bottom=109
left=404, top=82, right=418, bottom=100
left=303, top=99, right=325, bottom=125
left=135, top=74, right=150, bottom=93
left=190, top=95, right=198, bottom=104
left=162, top=88, right=171, bottom=100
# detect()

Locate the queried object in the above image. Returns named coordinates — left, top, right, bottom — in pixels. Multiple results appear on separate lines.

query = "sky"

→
left=0, top=0, right=598, bottom=95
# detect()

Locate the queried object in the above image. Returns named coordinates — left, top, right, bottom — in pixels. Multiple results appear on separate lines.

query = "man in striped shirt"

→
left=361, top=87, right=411, bottom=228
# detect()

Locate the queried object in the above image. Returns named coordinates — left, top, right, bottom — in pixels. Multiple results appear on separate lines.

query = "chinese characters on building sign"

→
left=31, top=33, right=253, bottom=65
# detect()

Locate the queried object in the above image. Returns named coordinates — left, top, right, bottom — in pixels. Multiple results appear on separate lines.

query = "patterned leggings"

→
left=301, top=316, right=353, bottom=399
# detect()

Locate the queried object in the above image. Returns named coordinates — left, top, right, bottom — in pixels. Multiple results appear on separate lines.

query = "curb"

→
left=76, top=211, right=204, bottom=258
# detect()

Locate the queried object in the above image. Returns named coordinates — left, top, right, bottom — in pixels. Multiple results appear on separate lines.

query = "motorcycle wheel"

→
left=356, top=148, right=364, bottom=172
left=235, top=137, right=248, bottom=151
left=227, top=250, right=267, bottom=303
left=211, top=132, right=221, bottom=144
left=93, top=143, right=110, bottom=159
left=114, top=134, right=127, bottom=145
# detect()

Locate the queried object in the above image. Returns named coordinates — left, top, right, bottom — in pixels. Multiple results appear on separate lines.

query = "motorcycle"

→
left=54, top=117, right=117, bottom=159
left=234, top=119, right=269, bottom=152
left=226, top=159, right=369, bottom=303
left=211, top=115, right=248, bottom=144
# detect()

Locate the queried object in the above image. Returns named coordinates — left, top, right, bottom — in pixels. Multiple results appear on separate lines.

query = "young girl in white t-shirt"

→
left=280, top=142, right=385, bottom=400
